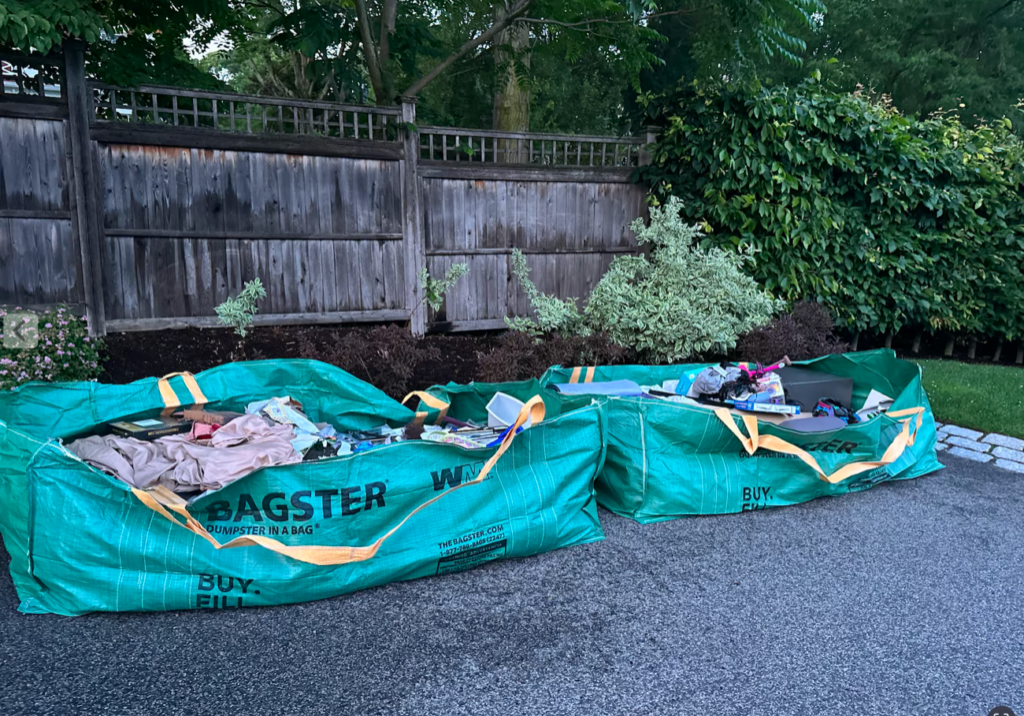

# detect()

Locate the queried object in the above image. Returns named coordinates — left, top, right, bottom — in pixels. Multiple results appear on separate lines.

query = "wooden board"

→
left=0, top=217, right=78, bottom=305
left=0, top=117, right=81, bottom=306
left=96, top=145, right=406, bottom=320
left=422, top=176, right=646, bottom=322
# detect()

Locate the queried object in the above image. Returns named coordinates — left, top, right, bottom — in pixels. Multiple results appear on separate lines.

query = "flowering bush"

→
left=585, top=198, right=782, bottom=362
left=0, top=306, right=103, bottom=391
left=509, top=198, right=782, bottom=363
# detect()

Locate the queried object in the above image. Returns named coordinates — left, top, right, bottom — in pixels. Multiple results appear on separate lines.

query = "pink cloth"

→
left=67, top=414, right=301, bottom=492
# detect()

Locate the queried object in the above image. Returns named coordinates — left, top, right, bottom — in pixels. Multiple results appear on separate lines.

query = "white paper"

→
left=857, top=389, right=895, bottom=419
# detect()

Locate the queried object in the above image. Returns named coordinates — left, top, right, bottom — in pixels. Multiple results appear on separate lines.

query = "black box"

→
left=109, top=416, right=193, bottom=440
left=776, top=366, right=853, bottom=411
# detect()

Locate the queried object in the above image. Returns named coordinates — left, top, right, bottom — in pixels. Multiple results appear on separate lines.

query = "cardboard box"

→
left=109, top=416, right=193, bottom=440
left=181, top=408, right=244, bottom=426
left=776, top=366, right=853, bottom=411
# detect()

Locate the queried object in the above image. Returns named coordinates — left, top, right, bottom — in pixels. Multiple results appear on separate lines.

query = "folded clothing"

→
left=685, top=365, right=743, bottom=399
left=67, top=413, right=301, bottom=492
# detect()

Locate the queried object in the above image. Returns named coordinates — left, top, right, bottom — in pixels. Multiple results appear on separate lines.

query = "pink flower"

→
left=44, top=323, right=52, bottom=328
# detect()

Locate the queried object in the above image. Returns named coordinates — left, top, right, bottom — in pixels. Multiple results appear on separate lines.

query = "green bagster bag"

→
left=0, top=360, right=605, bottom=615
left=540, top=349, right=943, bottom=523
left=414, top=378, right=599, bottom=427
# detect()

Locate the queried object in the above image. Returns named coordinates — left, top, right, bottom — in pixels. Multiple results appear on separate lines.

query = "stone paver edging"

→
left=933, top=422, right=1024, bottom=473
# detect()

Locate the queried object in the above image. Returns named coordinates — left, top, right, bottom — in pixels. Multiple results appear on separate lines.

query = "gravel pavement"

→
left=1, top=454, right=1022, bottom=716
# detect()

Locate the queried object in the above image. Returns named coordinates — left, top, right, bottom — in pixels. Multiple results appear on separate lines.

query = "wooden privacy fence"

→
left=0, top=43, right=650, bottom=336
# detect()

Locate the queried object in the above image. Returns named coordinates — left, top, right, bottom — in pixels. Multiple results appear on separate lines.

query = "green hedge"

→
left=637, top=81, right=1024, bottom=343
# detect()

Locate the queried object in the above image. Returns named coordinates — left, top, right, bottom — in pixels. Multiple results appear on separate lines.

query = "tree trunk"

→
left=379, top=0, right=398, bottom=103
left=402, top=0, right=533, bottom=100
left=354, top=0, right=386, bottom=104
left=884, top=332, right=893, bottom=350
left=967, top=338, right=977, bottom=360
left=911, top=330, right=922, bottom=354
left=993, top=339, right=1003, bottom=363
left=493, top=3, right=531, bottom=162
left=944, top=336, right=955, bottom=357
left=850, top=332, right=860, bottom=351
left=1016, top=343, right=1024, bottom=365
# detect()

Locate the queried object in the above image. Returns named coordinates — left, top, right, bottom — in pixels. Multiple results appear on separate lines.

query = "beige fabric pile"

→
left=67, top=414, right=302, bottom=492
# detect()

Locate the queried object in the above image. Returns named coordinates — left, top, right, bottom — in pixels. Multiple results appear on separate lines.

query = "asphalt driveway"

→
left=1, top=454, right=1021, bottom=716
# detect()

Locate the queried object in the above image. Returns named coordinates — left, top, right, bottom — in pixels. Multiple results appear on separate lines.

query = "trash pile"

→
left=67, top=392, right=535, bottom=495
left=538, top=349, right=940, bottom=525
left=553, top=355, right=896, bottom=431
left=0, top=360, right=621, bottom=615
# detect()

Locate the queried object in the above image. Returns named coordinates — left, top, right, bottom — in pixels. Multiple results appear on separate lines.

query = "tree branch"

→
left=403, top=0, right=533, bottom=98
left=243, top=0, right=288, bottom=18
left=353, top=0, right=386, bottom=104
left=986, top=0, right=1019, bottom=20
left=520, top=8, right=694, bottom=31
left=317, top=65, right=335, bottom=101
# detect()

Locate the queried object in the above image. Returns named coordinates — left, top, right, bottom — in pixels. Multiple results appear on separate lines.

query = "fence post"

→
left=63, top=40, right=107, bottom=336
left=401, top=97, right=427, bottom=337
left=639, top=126, right=658, bottom=166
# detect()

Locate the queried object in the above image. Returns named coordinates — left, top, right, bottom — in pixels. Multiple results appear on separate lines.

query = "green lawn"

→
left=916, top=359, right=1024, bottom=439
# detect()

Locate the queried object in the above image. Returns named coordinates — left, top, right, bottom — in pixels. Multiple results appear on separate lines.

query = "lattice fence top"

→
left=418, top=126, right=644, bottom=167
left=1, top=50, right=643, bottom=162
left=88, top=83, right=402, bottom=141
left=0, top=53, right=63, bottom=101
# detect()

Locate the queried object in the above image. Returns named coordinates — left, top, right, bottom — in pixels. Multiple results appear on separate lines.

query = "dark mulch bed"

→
left=100, top=324, right=502, bottom=399
left=98, top=321, right=1022, bottom=403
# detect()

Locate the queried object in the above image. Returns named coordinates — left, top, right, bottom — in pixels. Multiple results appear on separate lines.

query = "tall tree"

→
left=491, top=1, right=531, bottom=134
left=760, top=0, right=1024, bottom=129
left=207, top=1, right=823, bottom=122
left=200, top=1, right=368, bottom=102
left=0, top=0, right=233, bottom=88
left=2, top=0, right=828, bottom=134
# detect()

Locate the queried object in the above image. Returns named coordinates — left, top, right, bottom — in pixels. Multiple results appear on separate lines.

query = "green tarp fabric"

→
left=540, top=350, right=943, bottom=523
left=0, top=360, right=605, bottom=615
left=419, top=378, right=598, bottom=426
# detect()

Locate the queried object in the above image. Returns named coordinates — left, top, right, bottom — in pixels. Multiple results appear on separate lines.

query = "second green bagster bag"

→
left=540, top=349, right=943, bottom=524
